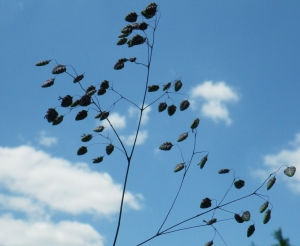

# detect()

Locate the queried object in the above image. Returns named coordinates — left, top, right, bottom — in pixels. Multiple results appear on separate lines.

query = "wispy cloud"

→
left=38, top=131, right=57, bottom=147
left=102, top=112, right=126, bottom=129
left=120, top=130, right=148, bottom=146
left=251, top=133, right=300, bottom=194
left=190, top=81, right=240, bottom=125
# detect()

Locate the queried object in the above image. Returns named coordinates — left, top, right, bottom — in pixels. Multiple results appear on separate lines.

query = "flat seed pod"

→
left=190, top=118, right=200, bottom=130
left=206, top=218, right=217, bottom=225
left=100, top=111, right=109, bottom=121
left=247, top=225, right=255, bottom=237
left=42, top=78, right=55, bottom=88
left=205, top=240, right=213, bottom=246
left=36, top=60, right=51, bottom=66
left=75, top=110, right=88, bottom=121
left=44, top=108, right=58, bottom=123
left=284, top=166, right=296, bottom=177
left=77, top=146, right=87, bottom=155
left=106, top=144, right=114, bottom=155
left=200, top=198, right=212, bottom=209
left=234, top=180, right=245, bottom=189
left=158, top=102, right=167, bottom=112
left=180, top=100, right=190, bottom=111
left=177, top=132, right=188, bottom=142
left=141, top=2, right=158, bottom=19
left=86, top=89, right=96, bottom=97
left=73, top=74, right=84, bottom=83
left=101, top=80, right=109, bottom=89
left=167, top=105, right=176, bottom=116
left=198, top=155, right=208, bottom=169
left=174, top=163, right=184, bottom=172
left=70, top=99, right=80, bottom=107
left=234, top=214, right=244, bottom=223
left=52, top=115, right=63, bottom=126
left=174, top=80, right=182, bottom=92
left=267, top=176, right=276, bottom=190
left=81, top=134, right=93, bottom=142
left=121, top=24, right=133, bottom=34
left=95, top=113, right=101, bottom=119
left=79, top=95, right=91, bottom=106
left=59, top=95, right=72, bottom=107
left=97, top=87, right=106, bottom=95
left=218, top=169, right=230, bottom=174
left=138, top=22, right=148, bottom=31
left=129, top=57, right=136, bottom=62
left=242, top=211, right=251, bottom=221
left=159, top=142, right=173, bottom=151
left=94, top=126, right=105, bottom=132
left=148, top=85, right=159, bottom=92
left=93, top=156, right=104, bottom=164
left=163, top=82, right=171, bottom=91
left=52, top=64, right=66, bottom=74
left=117, top=38, right=127, bottom=45
left=118, top=33, right=130, bottom=38
left=114, top=62, right=124, bottom=70
left=263, top=209, right=271, bottom=224
left=127, top=34, right=146, bottom=47
left=259, top=201, right=269, bottom=213
left=125, top=12, right=138, bottom=22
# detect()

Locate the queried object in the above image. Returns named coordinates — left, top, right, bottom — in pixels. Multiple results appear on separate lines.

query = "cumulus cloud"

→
left=251, top=133, right=300, bottom=193
left=0, top=146, right=143, bottom=216
left=102, top=112, right=126, bottom=129
left=120, top=130, right=148, bottom=146
left=190, top=81, right=239, bottom=125
left=128, top=105, right=151, bottom=125
left=38, top=131, right=57, bottom=147
left=0, top=215, right=104, bottom=246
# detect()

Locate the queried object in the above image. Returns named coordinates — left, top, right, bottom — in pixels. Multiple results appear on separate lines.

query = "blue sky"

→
left=1, top=0, right=300, bottom=245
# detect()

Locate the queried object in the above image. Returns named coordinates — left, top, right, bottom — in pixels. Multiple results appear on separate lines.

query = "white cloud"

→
left=0, top=145, right=143, bottom=216
left=102, top=112, right=126, bottom=129
left=38, top=131, right=57, bottom=147
left=128, top=106, right=151, bottom=125
left=120, top=130, right=148, bottom=146
left=190, top=81, right=239, bottom=125
left=0, top=215, right=104, bottom=246
left=251, top=133, right=300, bottom=193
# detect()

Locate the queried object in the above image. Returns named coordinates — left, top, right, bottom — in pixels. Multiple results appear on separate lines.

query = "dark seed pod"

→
left=94, top=126, right=105, bottom=132
left=174, top=80, right=182, bottom=92
left=234, top=214, right=244, bottom=223
left=93, top=156, right=104, bottom=164
left=52, top=115, right=64, bottom=126
left=77, top=146, right=87, bottom=155
left=106, top=144, right=114, bottom=155
left=247, top=225, right=255, bottom=237
left=263, top=209, right=271, bottom=224
left=234, top=180, right=245, bottom=189
left=36, top=60, right=51, bottom=66
left=177, top=132, right=188, bottom=142
left=86, top=85, right=96, bottom=96
left=44, top=108, right=58, bottom=123
left=97, top=87, right=106, bottom=95
left=141, top=2, right=158, bottom=19
left=101, top=80, right=109, bottom=89
left=163, top=82, right=171, bottom=91
left=73, top=74, right=84, bottom=83
left=59, top=95, right=73, bottom=107
left=79, top=95, right=91, bottom=106
left=242, top=211, right=251, bottom=221
left=121, top=24, right=133, bottom=34
left=180, top=100, right=190, bottom=111
left=100, top=111, right=109, bottom=120
left=52, top=64, right=66, bottom=74
left=117, top=38, right=127, bottom=45
left=148, top=85, right=159, bottom=92
left=284, top=166, right=296, bottom=177
left=138, top=22, right=148, bottom=30
left=198, top=155, right=208, bottom=169
left=75, top=110, right=88, bottom=121
left=206, top=218, right=217, bottom=225
left=205, top=240, right=213, bottom=246
left=129, top=57, right=136, bottom=62
left=167, top=105, right=177, bottom=116
left=174, top=163, right=184, bottom=172
left=159, top=142, right=173, bottom=151
left=267, top=176, right=276, bottom=190
left=158, top=102, right=167, bottom=112
left=81, top=134, right=93, bottom=142
left=42, top=78, right=55, bottom=88
left=190, top=118, right=200, bottom=130
left=200, top=198, right=212, bottom=209
left=218, top=169, right=230, bottom=174
left=118, top=33, right=130, bottom=38
left=127, top=34, right=146, bottom=47
left=95, top=113, right=101, bottom=119
left=70, top=99, right=80, bottom=107
left=118, top=58, right=128, bottom=63
left=125, top=12, right=138, bottom=22
left=259, top=201, right=269, bottom=213
left=114, top=62, right=124, bottom=70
